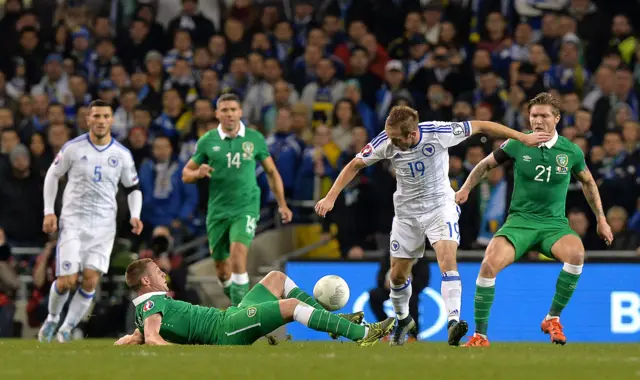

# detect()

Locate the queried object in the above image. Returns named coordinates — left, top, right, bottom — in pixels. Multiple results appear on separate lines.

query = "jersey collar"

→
left=217, top=121, right=246, bottom=139
left=538, top=131, right=558, bottom=149
left=132, top=291, right=167, bottom=306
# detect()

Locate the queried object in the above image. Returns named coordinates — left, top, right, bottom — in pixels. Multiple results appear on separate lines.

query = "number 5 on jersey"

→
left=227, top=152, right=241, bottom=168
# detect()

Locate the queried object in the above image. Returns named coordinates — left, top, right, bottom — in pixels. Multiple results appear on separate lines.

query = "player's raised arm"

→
left=143, top=314, right=171, bottom=346
left=455, top=147, right=511, bottom=205
left=315, top=133, right=386, bottom=217
left=42, top=144, right=74, bottom=233
left=470, top=121, right=552, bottom=146
left=261, top=156, right=293, bottom=223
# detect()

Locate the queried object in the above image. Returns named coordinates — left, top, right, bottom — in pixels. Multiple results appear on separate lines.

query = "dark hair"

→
left=528, top=92, right=560, bottom=117
left=47, top=102, right=64, bottom=111
left=216, top=93, right=241, bottom=108
left=125, top=258, right=154, bottom=291
left=89, top=99, right=112, bottom=110
left=1, top=127, right=18, bottom=135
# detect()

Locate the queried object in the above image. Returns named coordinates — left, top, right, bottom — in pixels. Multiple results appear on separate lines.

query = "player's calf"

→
left=214, top=260, right=232, bottom=299
left=57, top=269, right=100, bottom=341
left=434, top=240, right=464, bottom=330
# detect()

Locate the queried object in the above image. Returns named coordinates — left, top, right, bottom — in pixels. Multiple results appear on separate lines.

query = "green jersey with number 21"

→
left=501, top=133, right=586, bottom=220
left=192, top=123, right=270, bottom=219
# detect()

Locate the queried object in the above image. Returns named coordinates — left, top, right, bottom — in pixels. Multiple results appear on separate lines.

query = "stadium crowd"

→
left=0, top=0, right=639, bottom=337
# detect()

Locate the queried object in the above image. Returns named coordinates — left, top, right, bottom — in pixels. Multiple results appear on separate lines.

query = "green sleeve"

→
left=192, top=135, right=209, bottom=165
left=499, top=138, right=519, bottom=158
left=141, top=296, right=168, bottom=321
left=571, top=145, right=587, bottom=174
left=254, top=133, right=270, bottom=162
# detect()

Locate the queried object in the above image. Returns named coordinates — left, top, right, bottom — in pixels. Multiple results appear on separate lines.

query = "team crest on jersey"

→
left=391, top=240, right=400, bottom=251
left=360, top=144, right=373, bottom=158
left=143, top=300, right=154, bottom=312
left=556, top=154, right=568, bottom=168
left=242, top=142, right=254, bottom=154
left=108, top=156, right=119, bottom=167
left=62, top=261, right=71, bottom=270
left=422, top=143, right=435, bottom=157
left=247, top=307, right=257, bottom=318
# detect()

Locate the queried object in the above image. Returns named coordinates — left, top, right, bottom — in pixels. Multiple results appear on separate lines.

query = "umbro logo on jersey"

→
left=523, top=155, right=531, bottom=162
left=212, top=146, right=221, bottom=152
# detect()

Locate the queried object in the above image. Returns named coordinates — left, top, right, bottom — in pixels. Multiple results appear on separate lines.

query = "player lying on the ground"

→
left=455, top=92, right=614, bottom=347
left=315, top=106, right=552, bottom=347
left=114, top=259, right=394, bottom=346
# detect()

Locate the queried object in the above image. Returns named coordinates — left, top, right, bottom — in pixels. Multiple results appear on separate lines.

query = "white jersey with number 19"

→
left=356, top=121, right=472, bottom=219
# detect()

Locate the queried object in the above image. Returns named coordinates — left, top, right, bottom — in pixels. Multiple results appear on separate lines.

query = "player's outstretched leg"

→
left=279, top=272, right=364, bottom=338
left=388, top=257, right=417, bottom=346
left=541, top=235, right=585, bottom=345
left=281, top=299, right=393, bottom=346
left=464, top=237, right=514, bottom=347
left=433, top=240, right=467, bottom=346
left=38, top=279, right=72, bottom=342
left=55, top=269, right=100, bottom=342
left=214, top=259, right=232, bottom=299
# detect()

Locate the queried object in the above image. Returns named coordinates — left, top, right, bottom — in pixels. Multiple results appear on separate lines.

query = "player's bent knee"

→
left=57, top=274, right=78, bottom=291
left=279, top=298, right=301, bottom=321
left=390, top=273, right=409, bottom=286
left=265, top=271, right=286, bottom=282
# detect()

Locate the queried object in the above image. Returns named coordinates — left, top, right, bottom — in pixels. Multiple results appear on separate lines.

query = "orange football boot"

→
left=462, top=333, right=490, bottom=347
left=541, top=317, right=567, bottom=345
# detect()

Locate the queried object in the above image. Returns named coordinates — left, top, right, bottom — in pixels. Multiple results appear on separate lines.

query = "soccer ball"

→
left=313, top=275, right=350, bottom=311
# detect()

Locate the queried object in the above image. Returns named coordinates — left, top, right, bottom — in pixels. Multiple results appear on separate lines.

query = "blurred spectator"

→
left=0, top=145, right=44, bottom=245
left=266, top=107, right=304, bottom=198
left=606, top=206, right=639, bottom=250
left=167, top=0, right=215, bottom=48
left=293, top=125, right=338, bottom=204
left=139, top=134, right=199, bottom=238
left=0, top=228, right=18, bottom=337
left=301, top=58, right=345, bottom=128
left=568, top=208, right=606, bottom=250
left=475, top=165, right=508, bottom=247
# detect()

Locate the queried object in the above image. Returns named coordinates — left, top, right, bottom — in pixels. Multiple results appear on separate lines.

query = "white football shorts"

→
left=55, top=223, right=116, bottom=276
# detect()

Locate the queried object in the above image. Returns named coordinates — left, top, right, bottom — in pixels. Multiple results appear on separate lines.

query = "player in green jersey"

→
left=182, top=94, right=293, bottom=306
left=114, top=258, right=394, bottom=346
left=454, top=93, right=614, bottom=347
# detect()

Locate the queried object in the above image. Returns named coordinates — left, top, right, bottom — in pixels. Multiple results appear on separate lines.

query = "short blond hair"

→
left=386, top=106, right=419, bottom=136
left=125, top=258, right=154, bottom=291
left=528, top=92, right=561, bottom=116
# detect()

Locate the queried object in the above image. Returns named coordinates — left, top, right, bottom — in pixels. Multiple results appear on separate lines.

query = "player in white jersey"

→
left=315, top=106, right=551, bottom=346
left=38, top=100, right=144, bottom=343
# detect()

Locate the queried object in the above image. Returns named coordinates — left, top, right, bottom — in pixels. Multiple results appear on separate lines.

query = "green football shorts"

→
left=216, top=284, right=284, bottom=345
left=494, top=214, right=578, bottom=261
left=207, top=213, right=259, bottom=261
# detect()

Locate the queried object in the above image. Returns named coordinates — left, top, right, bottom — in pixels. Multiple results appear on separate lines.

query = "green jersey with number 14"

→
left=192, top=123, right=270, bottom=220
left=500, top=133, right=586, bottom=220
left=134, top=292, right=223, bottom=345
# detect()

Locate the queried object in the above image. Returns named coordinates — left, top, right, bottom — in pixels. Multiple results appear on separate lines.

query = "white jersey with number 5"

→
left=49, top=133, right=139, bottom=228
left=356, top=121, right=472, bottom=219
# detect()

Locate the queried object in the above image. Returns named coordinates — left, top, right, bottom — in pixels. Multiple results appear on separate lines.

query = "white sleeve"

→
left=355, top=132, right=389, bottom=166
left=43, top=146, right=73, bottom=215
left=424, top=120, right=472, bottom=148
left=120, top=153, right=139, bottom=188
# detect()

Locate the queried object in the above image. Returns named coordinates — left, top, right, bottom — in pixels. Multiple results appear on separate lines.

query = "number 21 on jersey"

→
left=226, top=152, right=241, bottom=168
left=534, top=165, right=551, bottom=182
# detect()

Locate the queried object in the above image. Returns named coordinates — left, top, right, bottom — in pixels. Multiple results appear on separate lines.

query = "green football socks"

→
left=474, top=277, right=496, bottom=335
left=308, top=309, right=366, bottom=341
left=549, top=266, right=582, bottom=317
left=287, top=287, right=324, bottom=310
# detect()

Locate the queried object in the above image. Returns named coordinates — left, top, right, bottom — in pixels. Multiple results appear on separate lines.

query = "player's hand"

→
left=315, top=197, right=335, bottom=218
left=43, top=214, right=58, bottom=234
left=455, top=188, right=470, bottom=205
left=197, top=164, right=214, bottom=179
left=130, top=218, right=144, bottom=235
left=596, top=218, right=614, bottom=246
left=278, top=205, right=293, bottom=224
left=520, top=131, right=553, bottom=147
left=114, top=335, right=133, bottom=345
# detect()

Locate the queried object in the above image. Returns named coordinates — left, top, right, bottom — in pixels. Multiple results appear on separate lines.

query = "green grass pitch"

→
left=0, top=339, right=638, bottom=380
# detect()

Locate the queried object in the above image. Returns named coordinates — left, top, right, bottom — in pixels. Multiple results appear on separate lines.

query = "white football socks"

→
left=390, top=279, right=412, bottom=320
left=59, top=288, right=95, bottom=332
left=46, top=281, right=69, bottom=324
left=441, top=270, right=462, bottom=322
